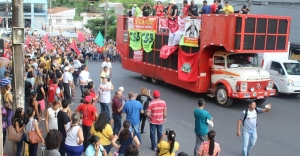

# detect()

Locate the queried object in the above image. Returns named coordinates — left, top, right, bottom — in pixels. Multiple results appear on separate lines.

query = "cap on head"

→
left=118, top=86, right=124, bottom=92
left=84, top=96, right=93, bottom=103
left=133, top=4, right=137, bottom=7
left=153, top=90, right=160, bottom=98
left=170, top=0, right=176, bottom=4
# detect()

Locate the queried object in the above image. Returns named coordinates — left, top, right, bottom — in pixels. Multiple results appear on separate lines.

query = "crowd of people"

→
left=130, top=0, right=249, bottom=18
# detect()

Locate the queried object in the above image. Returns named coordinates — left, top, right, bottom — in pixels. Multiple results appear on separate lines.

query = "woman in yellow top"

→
left=157, top=130, right=179, bottom=156
left=90, top=112, right=114, bottom=154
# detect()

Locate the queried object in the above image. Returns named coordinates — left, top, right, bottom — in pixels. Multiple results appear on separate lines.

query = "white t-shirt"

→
left=62, top=72, right=72, bottom=83
left=73, top=60, right=82, bottom=71
left=79, top=70, right=90, bottom=85
left=98, top=83, right=112, bottom=103
left=101, top=61, right=112, bottom=75
left=65, top=125, right=82, bottom=146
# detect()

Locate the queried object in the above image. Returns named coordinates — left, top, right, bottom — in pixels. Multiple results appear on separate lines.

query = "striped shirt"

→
left=0, top=78, right=11, bottom=88
left=147, top=99, right=167, bottom=125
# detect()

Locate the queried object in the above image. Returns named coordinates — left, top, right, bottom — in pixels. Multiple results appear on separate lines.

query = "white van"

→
left=259, top=45, right=300, bottom=96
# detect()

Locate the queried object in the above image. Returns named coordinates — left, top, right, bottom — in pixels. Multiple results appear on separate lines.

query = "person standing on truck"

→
left=224, top=1, right=234, bottom=14
left=155, top=1, right=165, bottom=17
left=188, top=0, right=199, bottom=17
left=141, top=2, right=152, bottom=17
left=199, top=1, right=211, bottom=15
left=165, top=0, right=179, bottom=20
left=237, top=101, right=271, bottom=156
left=133, top=4, right=141, bottom=17
left=194, top=98, right=213, bottom=156
left=181, top=0, right=189, bottom=18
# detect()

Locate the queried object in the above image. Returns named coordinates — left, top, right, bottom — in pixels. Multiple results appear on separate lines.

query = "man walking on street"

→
left=194, top=98, right=213, bottom=156
left=147, top=90, right=167, bottom=151
left=98, top=76, right=112, bottom=122
left=237, top=101, right=271, bottom=156
left=122, top=92, right=143, bottom=143
left=73, top=55, right=81, bottom=86
left=111, top=90, right=125, bottom=135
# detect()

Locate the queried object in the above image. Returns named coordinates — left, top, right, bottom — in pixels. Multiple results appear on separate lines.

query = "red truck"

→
left=116, top=14, right=291, bottom=107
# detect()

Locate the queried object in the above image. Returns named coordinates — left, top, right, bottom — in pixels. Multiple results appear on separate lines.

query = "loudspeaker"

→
left=0, top=39, right=4, bottom=54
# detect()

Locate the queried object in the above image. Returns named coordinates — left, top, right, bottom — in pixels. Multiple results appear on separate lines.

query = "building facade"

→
left=0, top=0, right=48, bottom=29
left=48, top=7, right=77, bottom=31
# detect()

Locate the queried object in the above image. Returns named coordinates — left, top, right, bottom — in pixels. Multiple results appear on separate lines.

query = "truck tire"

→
left=254, top=99, right=266, bottom=105
left=215, top=85, right=233, bottom=107
left=151, top=78, right=160, bottom=85
left=274, top=85, right=280, bottom=97
left=142, top=75, right=150, bottom=81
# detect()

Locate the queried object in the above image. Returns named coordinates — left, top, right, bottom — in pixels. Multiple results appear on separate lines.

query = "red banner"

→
left=168, top=17, right=179, bottom=34
left=133, top=50, right=143, bottom=64
left=134, top=17, right=157, bottom=32
left=160, top=45, right=179, bottom=59
left=159, top=18, right=168, bottom=30
left=178, top=49, right=199, bottom=82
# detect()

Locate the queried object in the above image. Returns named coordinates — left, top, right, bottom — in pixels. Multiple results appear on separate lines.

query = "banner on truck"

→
left=129, top=30, right=142, bottom=50
left=141, top=31, right=155, bottom=53
left=168, top=16, right=189, bottom=46
left=182, top=18, right=200, bottom=47
left=133, top=50, right=143, bottom=64
left=128, top=18, right=134, bottom=30
left=159, top=18, right=168, bottom=30
left=160, top=45, right=179, bottom=59
left=178, top=49, right=199, bottom=82
left=133, top=17, right=157, bottom=32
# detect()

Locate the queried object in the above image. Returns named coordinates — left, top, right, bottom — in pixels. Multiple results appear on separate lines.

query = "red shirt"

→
left=211, top=3, right=217, bottom=13
left=147, top=99, right=167, bottom=125
left=97, top=47, right=103, bottom=54
left=89, top=89, right=96, bottom=98
left=48, top=84, right=58, bottom=103
left=76, top=104, right=97, bottom=126
left=182, top=4, right=190, bottom=16
left=155, top=5, right=165, bottom=16
left=112, top=96, right=122, bottom=114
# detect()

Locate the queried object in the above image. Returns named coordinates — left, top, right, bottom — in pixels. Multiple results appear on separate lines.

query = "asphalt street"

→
left=85, top=61, right=300, bottom=156
left=4, top=61, right=300, bottom=156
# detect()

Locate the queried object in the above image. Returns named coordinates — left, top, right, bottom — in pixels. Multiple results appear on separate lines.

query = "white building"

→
left=99, top=2, right=125, bottom=15
left=48, top=7, right=80, bottom=31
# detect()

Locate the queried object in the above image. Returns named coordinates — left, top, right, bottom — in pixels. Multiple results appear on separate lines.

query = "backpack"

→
left=243, top=107, right=258, bottom=126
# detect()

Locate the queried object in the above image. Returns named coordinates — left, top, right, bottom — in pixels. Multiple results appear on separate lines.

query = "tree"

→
left=85, top=14, right=117, bottom=40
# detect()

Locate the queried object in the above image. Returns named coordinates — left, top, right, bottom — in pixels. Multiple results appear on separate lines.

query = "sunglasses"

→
left=54, top=112, right=57, bottom=118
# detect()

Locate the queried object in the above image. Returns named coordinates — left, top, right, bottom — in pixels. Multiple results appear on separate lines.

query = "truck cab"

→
left=264, top=60, right=300, bottom=96
left=211, top=52, right=275, bottom=107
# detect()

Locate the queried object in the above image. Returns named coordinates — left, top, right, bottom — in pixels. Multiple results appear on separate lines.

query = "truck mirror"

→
left=279, top=68, right=284, bottom=75
left=208, top=58, right=213, bottom=67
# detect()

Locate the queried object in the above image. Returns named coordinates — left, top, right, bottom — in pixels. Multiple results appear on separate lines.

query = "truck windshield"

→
left=227, top=54, right=259, bottom=68
left=283, top=63, right=300, bottom=75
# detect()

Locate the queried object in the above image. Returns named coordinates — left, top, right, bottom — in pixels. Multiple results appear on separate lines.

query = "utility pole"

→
left=5, top=0, right=8, bottom=29
left=50, top=0, right=52, bottom=32
left=104, top=0, right=108, bottom=41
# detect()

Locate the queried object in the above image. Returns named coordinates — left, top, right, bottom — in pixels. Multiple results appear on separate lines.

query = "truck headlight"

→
left=266, top=81, right=273, bottom=90
left=250, top=87, right=255, bottom=92
left=241, top=82, right=247, bottom=92
left=287, top=79, right=294, bottom=86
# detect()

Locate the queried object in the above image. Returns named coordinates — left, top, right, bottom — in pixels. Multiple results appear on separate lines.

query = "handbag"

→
left=27, top=119, right=43, bottom=144
left=8, top=119, right=24, bottom=142
left=4, top=92, right=12, bottom=110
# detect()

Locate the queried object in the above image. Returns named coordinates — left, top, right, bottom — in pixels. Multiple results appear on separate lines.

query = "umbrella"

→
left=0, top=57, right=10, bottom=68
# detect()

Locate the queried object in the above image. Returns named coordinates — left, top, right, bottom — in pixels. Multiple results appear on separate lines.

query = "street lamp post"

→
left=104, top=0, right=108, bottom=41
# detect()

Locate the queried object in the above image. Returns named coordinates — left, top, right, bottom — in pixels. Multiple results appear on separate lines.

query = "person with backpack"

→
left=237, top=101, right=271, bottom=156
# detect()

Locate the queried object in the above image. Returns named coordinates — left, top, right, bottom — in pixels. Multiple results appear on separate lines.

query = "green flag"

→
left=129, top=30, right=142, bottom=50
left=141, top=31, right=155, bottom=53
left=94, top=31, right=104, bottom=47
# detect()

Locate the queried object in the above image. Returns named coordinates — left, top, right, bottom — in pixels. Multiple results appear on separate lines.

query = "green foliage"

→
left=113, top=0, right=156, bottom=10
left=85, top=14, right=117, bottom=40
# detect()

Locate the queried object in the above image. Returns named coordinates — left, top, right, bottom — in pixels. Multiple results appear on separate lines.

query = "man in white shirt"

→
left=98, top=76, right=113, bottom=122
left=73, top=55, right=82, bottom=86
left=79, top=65, right=90, bottom=97
left=62, top=67, right=72, bottom=101
left=101, top=57, right=112, bottom=78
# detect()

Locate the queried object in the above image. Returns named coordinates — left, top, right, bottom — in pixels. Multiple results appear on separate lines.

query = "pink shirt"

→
left=147, top=99, right=167, bottom=125
left=198, top=141, right=221, bottom=156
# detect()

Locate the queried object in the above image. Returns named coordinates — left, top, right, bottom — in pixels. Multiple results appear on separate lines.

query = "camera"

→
left=165, top=128, right=170, bottom=135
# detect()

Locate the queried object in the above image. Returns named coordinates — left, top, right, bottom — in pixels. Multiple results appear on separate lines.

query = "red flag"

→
left=25, top=36, right=30, bottom=47
left=168, top=17, right=179, bottom=34
left=133, top=50, right=143, bottom=64
left=43, top=33, right=49, bottom=42
left=70, top=39, right=81, bottom=55
left=178, top=49, right=199, bottom=82
left=160, top=45, right=178, bottom=59
left=45, top=40, right=53, bottom=50
left=77, top=31, right=85, bottom=43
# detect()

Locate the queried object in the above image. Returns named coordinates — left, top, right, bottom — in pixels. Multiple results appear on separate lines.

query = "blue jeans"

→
left=242, top=129, right=257, bottom=156
left=194, top=134, right=207, bottom=156
left=103, top=144, right=112, bottom=154
left=130, top=124, right=142, bottom=144
left=150, top=123, right=162, bottom=149
left=113, top=113, right=122, bottom=135
left=80, top=85, right=84, bottom=97
left=93, top=53, right=98, bottom=61
left=98, top=54, right=103, bottom=61
left=65, top=144, right=84, bottom=156
left=100, top=102, right=111, bottom=122
left=17, top=134, right=27, bottom=156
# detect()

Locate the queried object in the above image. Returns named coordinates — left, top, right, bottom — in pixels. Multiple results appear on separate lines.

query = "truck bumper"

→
left=279, top=86, right=300, bottom=94
left=231, top=89, right=276, bottom=99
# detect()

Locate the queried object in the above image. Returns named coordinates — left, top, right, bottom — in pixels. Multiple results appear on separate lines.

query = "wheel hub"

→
left=217, top=89, right=227, bottom=104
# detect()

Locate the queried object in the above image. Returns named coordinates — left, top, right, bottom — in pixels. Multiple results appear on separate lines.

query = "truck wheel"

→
left=274, top=85, right=280, bottom=97
left=215, top=85, right=233, bottom=107
left=151, top=78, right=159, bottom=84
left=142, top=75, right=150, bottom=81
left=254, top=99, right=266, bottom=105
